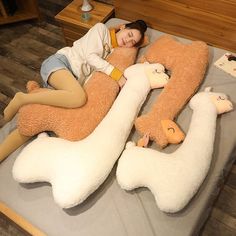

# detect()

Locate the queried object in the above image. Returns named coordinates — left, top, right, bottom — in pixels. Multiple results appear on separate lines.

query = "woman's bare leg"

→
left=4, top=69, right=87, bottom=122
left=0, top=129, right=31, bottom=163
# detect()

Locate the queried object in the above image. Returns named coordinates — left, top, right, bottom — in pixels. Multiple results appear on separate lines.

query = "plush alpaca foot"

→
left=4, top=92, right=24, bottom=122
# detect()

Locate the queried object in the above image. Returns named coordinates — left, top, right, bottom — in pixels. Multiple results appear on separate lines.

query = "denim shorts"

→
left=40, top=53, right=75, bottom=87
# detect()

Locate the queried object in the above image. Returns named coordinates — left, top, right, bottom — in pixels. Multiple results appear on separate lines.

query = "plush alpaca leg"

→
left=3, top=69, right=86, bottom=122
left=0, top=129, right=31, bottom=163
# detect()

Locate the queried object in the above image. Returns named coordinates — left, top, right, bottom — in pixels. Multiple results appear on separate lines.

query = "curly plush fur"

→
left=136, top=35, right=209, bottom=148
left=17, top=47, right=138, bottom=140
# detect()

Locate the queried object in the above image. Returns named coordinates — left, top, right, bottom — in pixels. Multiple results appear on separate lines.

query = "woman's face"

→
left=116, top=28, right=141, bottom=48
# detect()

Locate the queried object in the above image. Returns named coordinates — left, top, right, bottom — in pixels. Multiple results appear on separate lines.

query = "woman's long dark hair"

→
left=125, top=20, right=147, bottom=46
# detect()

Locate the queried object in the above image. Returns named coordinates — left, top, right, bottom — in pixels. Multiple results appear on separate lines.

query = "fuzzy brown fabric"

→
left=136, top=35, right=209, bottom=148
left=17, top=47, right=138, bottom=141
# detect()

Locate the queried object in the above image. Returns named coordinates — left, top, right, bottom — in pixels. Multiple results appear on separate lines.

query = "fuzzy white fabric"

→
left=12, top=63, right=165, bottom=209
left=116, top=90, right=232, bottom=213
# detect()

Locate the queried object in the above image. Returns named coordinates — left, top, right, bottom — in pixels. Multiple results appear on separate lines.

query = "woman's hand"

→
left=118, top=76, right=127, bottom=88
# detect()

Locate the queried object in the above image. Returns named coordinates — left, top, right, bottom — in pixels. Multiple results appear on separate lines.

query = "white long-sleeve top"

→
left=57, top=23, right=115, bottom=84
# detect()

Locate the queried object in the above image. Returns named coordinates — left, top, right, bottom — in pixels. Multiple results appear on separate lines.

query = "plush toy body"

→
left=13, top=63, right=168, bottom=208
left=136, top=35, right=209, bottom=148
left=116, top=88, right=233, bottom=213
left=17, top=47, right=138, bottom=141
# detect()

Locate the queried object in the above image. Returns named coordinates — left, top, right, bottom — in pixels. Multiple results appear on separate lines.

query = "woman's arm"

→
left=82, top=23, right=123, bottom=82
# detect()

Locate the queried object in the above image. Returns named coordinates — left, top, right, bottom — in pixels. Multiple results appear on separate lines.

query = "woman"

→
left=0, top=20, right=147, bottom=162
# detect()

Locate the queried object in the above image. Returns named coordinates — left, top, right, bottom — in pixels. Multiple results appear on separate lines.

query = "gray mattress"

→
left=0, top=18, right=236, bottom=236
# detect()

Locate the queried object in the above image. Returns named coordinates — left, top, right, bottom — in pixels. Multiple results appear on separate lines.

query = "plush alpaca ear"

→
left=137, top=35, right=150, bottom=48
left=205, top=87, right=212, bottom=92
left=137, top=133, right=150, bottom=148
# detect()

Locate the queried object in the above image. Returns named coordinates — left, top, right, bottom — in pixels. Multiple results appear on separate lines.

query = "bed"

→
left=0, top=0, right=236, bottom=235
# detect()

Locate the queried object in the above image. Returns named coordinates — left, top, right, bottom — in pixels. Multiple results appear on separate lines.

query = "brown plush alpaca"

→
left=17, top=46, right=138, bottom=141
left=136, top=35, right=209, bottom=148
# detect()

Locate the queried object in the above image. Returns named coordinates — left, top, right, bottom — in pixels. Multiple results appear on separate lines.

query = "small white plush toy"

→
left=13, top=63, right=169, bottom=208
left=116, top=87, right=233, bottom=213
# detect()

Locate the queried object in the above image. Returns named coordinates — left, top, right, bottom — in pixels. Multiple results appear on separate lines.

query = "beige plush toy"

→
left=136, top=35, right=209, bottom=148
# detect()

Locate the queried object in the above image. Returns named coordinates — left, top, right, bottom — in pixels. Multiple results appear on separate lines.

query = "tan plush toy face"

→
left=161, top=120, right=185, bottom=144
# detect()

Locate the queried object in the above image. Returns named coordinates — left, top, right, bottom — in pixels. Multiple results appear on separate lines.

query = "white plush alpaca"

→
left=12, top=63, right=169, bottom=208
left=116, top=87, right=233, bottom=213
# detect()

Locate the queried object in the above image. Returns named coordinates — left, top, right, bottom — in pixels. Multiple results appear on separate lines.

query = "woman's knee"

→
left=69, top=90, right=87, bottom=108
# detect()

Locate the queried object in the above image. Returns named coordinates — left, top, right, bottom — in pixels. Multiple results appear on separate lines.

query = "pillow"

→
left=17, top=46, right=138, bottom=141
left=12, top=62, right=168, bottom=208
left=116, top=88, right=233, bottom=213
left=136, top=35, right=209, bottom=148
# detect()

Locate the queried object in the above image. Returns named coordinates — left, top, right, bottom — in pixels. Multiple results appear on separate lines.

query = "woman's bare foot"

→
left=4, top=92, right=25, bottom=122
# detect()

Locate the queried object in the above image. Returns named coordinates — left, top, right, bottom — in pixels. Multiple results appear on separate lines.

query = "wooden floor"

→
left=0, top=21, right=235, bottom=236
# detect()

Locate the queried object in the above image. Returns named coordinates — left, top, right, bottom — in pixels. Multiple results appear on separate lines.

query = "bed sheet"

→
left=0, top=18, right=235, bottom=236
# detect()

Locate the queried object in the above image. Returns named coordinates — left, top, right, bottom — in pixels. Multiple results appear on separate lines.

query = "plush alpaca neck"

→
left=177, top=94, right=217, bottom=159
left=88, top=65, right=151, bottom=152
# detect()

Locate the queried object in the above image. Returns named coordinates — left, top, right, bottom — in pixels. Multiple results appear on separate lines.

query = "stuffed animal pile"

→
left=12, top=35, right=221, bottom=214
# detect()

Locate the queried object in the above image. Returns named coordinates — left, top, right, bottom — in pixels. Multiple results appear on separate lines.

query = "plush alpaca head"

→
left=190, top=87, right=233, bottom=115
left=124, top=62, right=169, bottom=90
left=144, top=62, right=169, bottom=88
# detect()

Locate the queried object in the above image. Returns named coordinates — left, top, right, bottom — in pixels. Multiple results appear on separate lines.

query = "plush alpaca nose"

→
left=161, top=120, right=185, bottom=144
left=216, top=99, right=233, bottom=114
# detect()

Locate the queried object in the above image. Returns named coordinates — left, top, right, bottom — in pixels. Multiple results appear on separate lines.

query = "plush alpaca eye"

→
left=153, top=69, right=161, bottom=74
left=217, top=96, right=225, bottom=101
left=168, top=127, right=175, bottom=133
